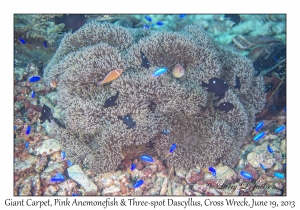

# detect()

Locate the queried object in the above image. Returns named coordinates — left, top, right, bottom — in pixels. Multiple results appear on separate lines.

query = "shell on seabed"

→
left=50, top=79, right=58, bottom=88
left=172, top=64, right=185, bottom=78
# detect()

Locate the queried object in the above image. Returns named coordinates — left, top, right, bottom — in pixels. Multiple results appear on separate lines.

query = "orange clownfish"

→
left=97, top=69, right=123, bottom=86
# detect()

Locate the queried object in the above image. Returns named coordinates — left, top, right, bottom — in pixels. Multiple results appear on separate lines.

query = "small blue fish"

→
left=14, top=126, right=17, bottom=130
left=25, top=141, right=29, bottom=149
left=208, top=166, right=216, bottom=176
left=130, top=163, right=136, bottom=171
left=152, top=67, right=167, bottom=78
left=179, top=14, right=186, bottom=18
left=67, top=160, right=73, bottom=167
left=240, top=170, right=252, bottom=179
left=156, top=21, right=164, bottom=26
left=253, top=132, right=266, bottom=141
left=143, top=25, right=150, bottom=29
left=61, top=151, right=66, bottom=159
left=28, top=75, right=41, bottom=83
left=26, top=125, right=31, bottom=135
left=151, top=23, right=155, bottom=27
left=161, top=129, right=170, bottom=135
left=19, top=38, right=26, bottom=44
left=169, top=144, right=177, bottom=153
left=133, top=180, right=144, bottom=188
left=274, top=172, right=285, bottom=179
left=274, top=56, right=278, bottom=62
left=43, top=40, right=48, bottom=48
left=140, top=154, right=154, bottom=163
left=145, top=15, right=152, bottom=22
left=50, top=172, right=65, bottom=182
left=72, top=193, right=80, bottom=196
left=275, top=125, right=285, bottom=133
left=283, top=107, right=286, bottom=112
left=267, top=145, right=273, bottom=153
left=31, top=91, right=35, bottom=99
left=254, top=121, right=264, bottom=132
left=259, top=163, right=266, bottom=170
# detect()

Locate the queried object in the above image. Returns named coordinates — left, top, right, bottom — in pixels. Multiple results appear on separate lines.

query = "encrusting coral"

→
left=44, top=22, right=265, bottom=173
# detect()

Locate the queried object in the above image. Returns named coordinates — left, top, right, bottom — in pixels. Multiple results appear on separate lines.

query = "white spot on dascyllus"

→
left=213, top=81, right=216, bottom=83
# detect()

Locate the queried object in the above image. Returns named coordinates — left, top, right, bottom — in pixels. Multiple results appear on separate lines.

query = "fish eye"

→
left=213, top=81, right=216, bottom=83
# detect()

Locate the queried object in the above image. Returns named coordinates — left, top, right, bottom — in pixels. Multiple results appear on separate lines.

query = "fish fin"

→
left=202, top=81, right=208, bottom=87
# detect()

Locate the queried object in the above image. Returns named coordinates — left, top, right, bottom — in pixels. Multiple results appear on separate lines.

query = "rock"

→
left=266, top=188, right=282, bottom=196
left=67, top=165, right=97, bottom=194
left=175, top=167, right=187, bottom=179
left=173, top=185, right=184, bottom=195
left=34, top=155, right=48, bottom=173
left=19, top=175, right=34, bottom=196
left=57, top=179, right=78, bottom=196
left=30, top=139, right=61, bottom=156
left=280, top=139, right=286, bottom=155
left=159, top=177, right=168, bottom=195
left=14, top=154, right=36, bottom=178
left=43, top=185, right=59, bottom=195
left=32, top=174, right=42, bottom=196
left=102, top=186, right=121, bottom=195
left=185, top=169, right=203, bottom=184
left=247, top=142, right=277, bottom=169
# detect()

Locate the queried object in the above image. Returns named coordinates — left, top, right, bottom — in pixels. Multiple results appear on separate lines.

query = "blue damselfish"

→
left=259, top=163, right=266, bottom=170
left=130, top=163, right=136, bottom=171
left=133, top=180, right=144, bottom=188
left=31, top=91, right=35, bottom=99
left=25, top=141, right=29, bottom=149
left=274, top=172, right=285, bottom=179
left=143, top=25, right=150, bottom=29
left=19, top=38, right=26, bottom=44
left=26, top=125, right=31, bottom=135
left=28, top=75, right=41, bottom=83
left=254, top=121, right=264, bottom=132
left=67, top=160, right=73, bottom=167
left=156, top=21, right=164, bottom=26
left=152, top=67, right=167, bottom=78
left=240, top=170, right=252, bottom=179
left=50, top=172, right=65, bottom=182
left=208, top=167, right=216, bottom=176
left=169, top=144, right=177, bottom=153
left=43, top=40, right=48, bottom=48
left=179, top=14, right=186, bottom=18
left=140, top=154, right=154, bottom=163
left=61, top=151, right=66, bottom=159
left=275, top=125, right=285, bottom=133
left=145, top=15, right=152, bottom=22
left=253, top=132, right=266, bottom=141
left=267, top=145, right=273, bottom=153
